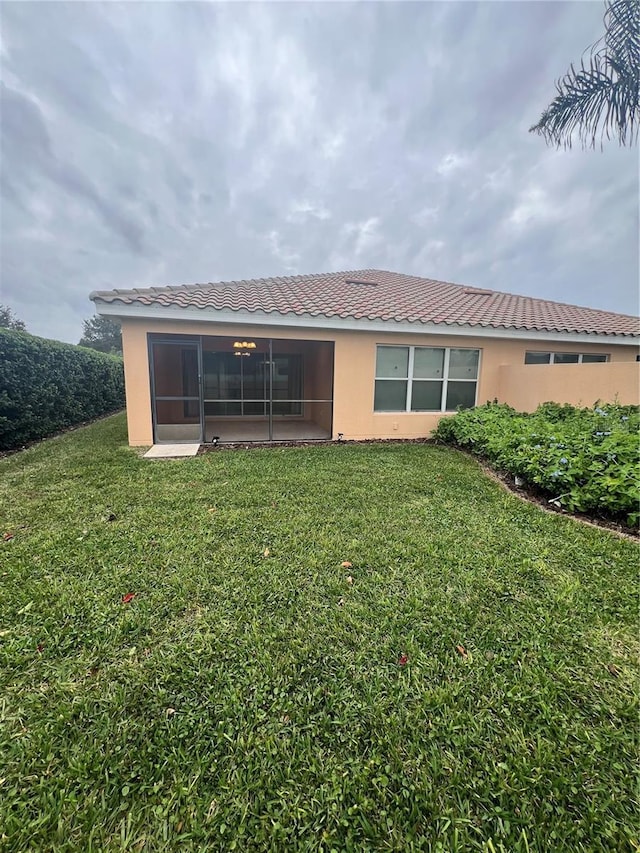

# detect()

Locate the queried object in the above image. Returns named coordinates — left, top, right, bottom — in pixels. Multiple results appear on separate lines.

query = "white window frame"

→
left=374, top=345, right=481, bottom=413
left=524, top=351, right=610, bottom=365
left=575, top=353, right=610, bottom=363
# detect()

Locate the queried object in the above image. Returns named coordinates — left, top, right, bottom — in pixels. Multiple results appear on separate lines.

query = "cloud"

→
left=321, top=131, right=345, bottom=161
left=411, top=206, right=439, bottom=227
left=346, top=217, right=382, bottom=257
left=286, top=200, right=332, bottom=223
left=508, top=186, right=559, bottom=229
left=0, top=0, right=637, bottom=342
left=264, top=230, right=300, bottom=272
left=1, top=83, right=147, bottom=253
left=436, top=153, right=470, bottom=176
left=328, top=216, right=384, bottom=269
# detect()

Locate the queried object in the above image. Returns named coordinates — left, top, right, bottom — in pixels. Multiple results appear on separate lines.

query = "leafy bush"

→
left=0, top=328, right=125, bottom=451
left=434, top=401, right=640, bottom=527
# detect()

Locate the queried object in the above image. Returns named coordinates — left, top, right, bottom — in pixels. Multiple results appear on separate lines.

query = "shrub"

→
left=434, top=401, right=640, bottom=527
left=0, top=328, right=125, bottom=451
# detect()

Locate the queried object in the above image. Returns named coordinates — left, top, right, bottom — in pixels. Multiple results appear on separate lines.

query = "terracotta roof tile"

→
left=91, top=269, right=639, bottom=338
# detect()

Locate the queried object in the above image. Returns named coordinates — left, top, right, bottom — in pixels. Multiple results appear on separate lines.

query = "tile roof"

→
left=91, top=269, right=640, bottom=338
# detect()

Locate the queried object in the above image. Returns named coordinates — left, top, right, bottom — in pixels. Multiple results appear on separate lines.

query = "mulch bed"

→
left=197, top=436, right=432, bottom=453
left=457, top=448, right=639, bottom=541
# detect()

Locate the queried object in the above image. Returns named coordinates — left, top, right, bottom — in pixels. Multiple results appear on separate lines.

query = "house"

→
left=91, top=269, right=640, bottom=446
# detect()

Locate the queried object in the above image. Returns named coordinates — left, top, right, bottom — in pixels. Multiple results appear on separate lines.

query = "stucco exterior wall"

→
left=120, top=317, right=638, bottom=445
left=497, top=362, right=639, bottom=411
left=121, top=321, right=154, bottom=446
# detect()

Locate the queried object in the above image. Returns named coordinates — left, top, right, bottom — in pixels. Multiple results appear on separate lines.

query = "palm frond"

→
left=604, top=0, right=640, bottom=63
left=530, top=0, right=639, bottom=149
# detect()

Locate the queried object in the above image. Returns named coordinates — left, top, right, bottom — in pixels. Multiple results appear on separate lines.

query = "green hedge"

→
left=434, top=402, right=640, bottom=527
left=0, top=328, right=125, bottom=451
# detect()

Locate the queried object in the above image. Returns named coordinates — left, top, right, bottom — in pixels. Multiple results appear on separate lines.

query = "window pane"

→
left=272, top=401, right=303, bottom=416
left=242, top=355, right=266, bottom=400
left=376, top=347, right=409, bottom=378
left=155, top=399, right=200, bottom=426
left=525, top=352, right=551, bottom=365
left=449, top=349, right=479, bottom=380
left=205, top=401, right=242, bottom=416
left=203, top=352, right=241, bottom=399
left=374, top=380, right=407, bottom=411
left=446, top=382, right=476, bottom=410
left=554, top=353, right=579, bottom=364
left=411, top=381, right=443, bottom=411
left=413, top=348, right=444, bottom=379
left=152, top=343, right=199, bottom=397
left=272, top=355, right=303, bottom=400
left=581, top=353, right=608, bottom=363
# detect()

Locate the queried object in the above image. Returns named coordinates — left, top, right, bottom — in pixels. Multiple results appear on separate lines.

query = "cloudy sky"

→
left=1, top=1, right=638, bottom=343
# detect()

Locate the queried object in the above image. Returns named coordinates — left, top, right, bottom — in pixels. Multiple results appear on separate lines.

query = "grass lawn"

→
left=0, top=414, right=638, bottom=852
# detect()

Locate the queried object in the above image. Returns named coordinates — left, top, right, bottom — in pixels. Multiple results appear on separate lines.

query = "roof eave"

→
left=91, top=300, right=640, bottom=346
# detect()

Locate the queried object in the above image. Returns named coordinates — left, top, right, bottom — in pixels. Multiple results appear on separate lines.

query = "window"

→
left=374, top=346, right=479, bottom=412
left=182, top=348, right=200, bottom=417
left=524, top=352, right=551, bottom=365
left=202, top=352, right=303, bottom=416
left=525, top=351, right=609, bottom=364
left=553, top=353, right=580, bottom=364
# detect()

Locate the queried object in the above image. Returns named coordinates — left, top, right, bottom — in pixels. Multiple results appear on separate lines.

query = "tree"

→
left=530, top=0, right=639, bottom=148
left=0, top=304, right=27, bottom=331
left=79, top=315, right=122, bottom=355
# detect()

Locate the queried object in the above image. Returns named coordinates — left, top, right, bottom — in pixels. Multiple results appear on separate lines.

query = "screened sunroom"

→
left=148, top=334, right=334, bottom=443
